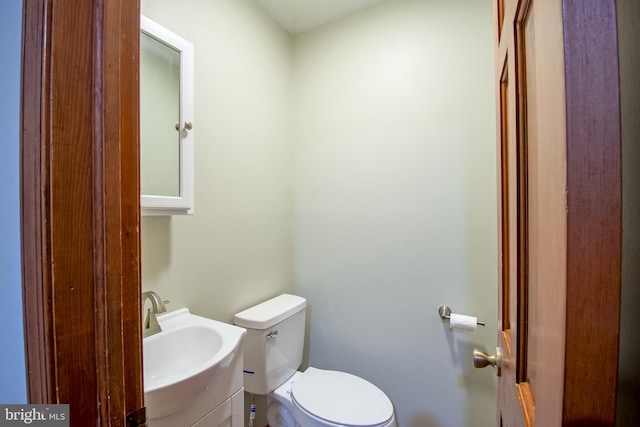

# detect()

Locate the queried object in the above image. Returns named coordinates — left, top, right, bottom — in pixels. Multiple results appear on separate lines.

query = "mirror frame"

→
left=140, top=15, right=194, bottom=215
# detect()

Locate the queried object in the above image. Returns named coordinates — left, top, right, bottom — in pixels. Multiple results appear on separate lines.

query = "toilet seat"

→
left=290, top=367, right=394, bottom=427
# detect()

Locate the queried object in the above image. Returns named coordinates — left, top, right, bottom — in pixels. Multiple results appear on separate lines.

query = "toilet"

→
left=234, top=294, right=396, bottom=427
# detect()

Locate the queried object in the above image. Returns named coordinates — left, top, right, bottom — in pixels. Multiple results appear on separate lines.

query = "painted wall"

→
left=0, top=0, right=27, bottom=403
left=617, top=0, right=640, bottom=424
left=292, top=1, right=497, bottom=426
left=140, top=0, right=294, bottom=323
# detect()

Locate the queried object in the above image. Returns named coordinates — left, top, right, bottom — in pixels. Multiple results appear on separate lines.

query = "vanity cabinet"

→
left=146, top=339, right=245, bottom=427
left=192, top=390, right=244, bottom=427
left=140, top=16, right=194, bottom=215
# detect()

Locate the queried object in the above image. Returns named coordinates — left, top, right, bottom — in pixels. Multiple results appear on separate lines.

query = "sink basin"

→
left=143, top=308, right=246, bottom=418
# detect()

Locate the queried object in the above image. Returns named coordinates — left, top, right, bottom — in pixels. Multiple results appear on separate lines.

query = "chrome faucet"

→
left=142, top=291, right=169, bottom=338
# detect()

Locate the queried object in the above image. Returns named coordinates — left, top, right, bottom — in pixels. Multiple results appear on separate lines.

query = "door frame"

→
left=561, top=0, right=621, bottom=421
left=20, top=0, right=144, bottom=425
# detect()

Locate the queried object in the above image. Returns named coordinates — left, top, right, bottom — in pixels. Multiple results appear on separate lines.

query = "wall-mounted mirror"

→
left=140, top=15, right=194, bottom=215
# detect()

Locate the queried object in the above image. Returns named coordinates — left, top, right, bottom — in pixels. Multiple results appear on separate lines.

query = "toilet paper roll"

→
left=449, top=313, right=478, bottom=334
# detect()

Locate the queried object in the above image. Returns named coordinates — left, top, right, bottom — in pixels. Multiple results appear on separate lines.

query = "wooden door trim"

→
left=513, top=2, right=530, bottom=384
left=21, top=0, right=54, bottom=403
left=516, top=383, right=534, bottom=426
left=497, top=56, right=510, bottom=333
left=562, top=0, right=621, bottom=422
left=20, top=0, right=144, bottom=425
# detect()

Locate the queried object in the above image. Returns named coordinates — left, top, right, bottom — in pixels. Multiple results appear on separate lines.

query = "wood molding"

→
left=21, top=0, right=143, bottom=425
left=20, top=0, right=55, bottom=403
left=562, top=0, right=621, bottom=423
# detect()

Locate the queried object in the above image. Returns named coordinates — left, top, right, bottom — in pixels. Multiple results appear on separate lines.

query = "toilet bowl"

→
left=269, top=369, right=396, bottom=427
left=234, top=294, right=396, bottom=427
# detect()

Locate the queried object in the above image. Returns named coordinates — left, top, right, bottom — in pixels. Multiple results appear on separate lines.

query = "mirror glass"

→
left=140, top=31, right=181, bottom=197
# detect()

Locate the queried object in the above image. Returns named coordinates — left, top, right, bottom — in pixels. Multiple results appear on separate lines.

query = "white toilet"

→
left=234, top=294, right=396, bottom=427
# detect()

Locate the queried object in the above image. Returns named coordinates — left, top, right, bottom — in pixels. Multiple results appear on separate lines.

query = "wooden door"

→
left=21, top=0, right=145, bottom=425
left=492, top=0, right=621, bottom=425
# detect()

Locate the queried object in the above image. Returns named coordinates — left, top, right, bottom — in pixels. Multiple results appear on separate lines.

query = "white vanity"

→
left=143, top=308, right=246, bottom=427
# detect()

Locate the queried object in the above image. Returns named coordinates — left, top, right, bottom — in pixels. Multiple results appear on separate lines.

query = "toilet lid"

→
left=291, top=368, right=393, bottom=427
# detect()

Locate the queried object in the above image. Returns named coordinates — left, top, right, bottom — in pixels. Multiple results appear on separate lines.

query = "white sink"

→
left=143, top=308, right=246, bottom=418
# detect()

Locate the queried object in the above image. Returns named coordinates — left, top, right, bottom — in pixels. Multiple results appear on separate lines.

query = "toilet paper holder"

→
left=438, top=306, right=486, bottom=327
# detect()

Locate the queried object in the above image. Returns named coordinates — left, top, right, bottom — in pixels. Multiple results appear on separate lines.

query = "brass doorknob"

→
left=473, top=348, right=503, bottom=376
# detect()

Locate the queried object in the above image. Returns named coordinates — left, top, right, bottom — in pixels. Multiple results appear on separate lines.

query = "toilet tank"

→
left=234, top=294, right=306, bottom=395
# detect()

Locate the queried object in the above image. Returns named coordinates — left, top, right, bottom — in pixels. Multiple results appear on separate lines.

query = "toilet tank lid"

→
left=234, top=294, right=306, bottom=330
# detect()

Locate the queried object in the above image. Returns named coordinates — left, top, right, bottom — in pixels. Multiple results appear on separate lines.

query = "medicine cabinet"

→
left=140, top=16, right=194, bottom=215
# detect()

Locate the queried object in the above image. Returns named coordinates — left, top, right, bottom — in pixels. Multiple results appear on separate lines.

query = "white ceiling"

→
left=255, top=0, right=388, bottom=34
